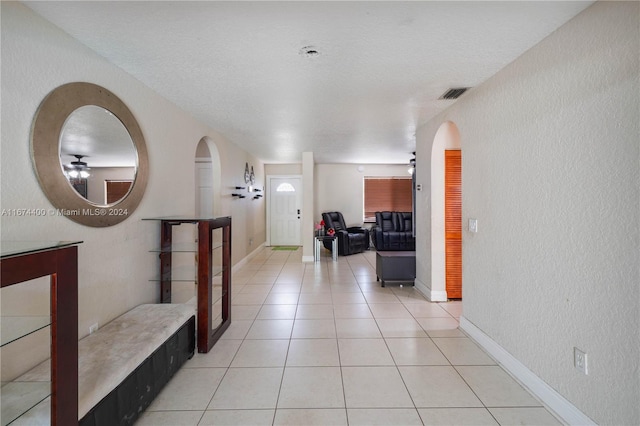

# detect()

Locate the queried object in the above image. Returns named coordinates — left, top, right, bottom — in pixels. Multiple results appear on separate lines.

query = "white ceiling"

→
left=25, top=1, right=593, bottom=165
left=60, top=105, right=137, bottom=168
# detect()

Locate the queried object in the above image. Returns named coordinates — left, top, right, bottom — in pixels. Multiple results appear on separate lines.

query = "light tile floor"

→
left=137, top=247, right=562, bottom=426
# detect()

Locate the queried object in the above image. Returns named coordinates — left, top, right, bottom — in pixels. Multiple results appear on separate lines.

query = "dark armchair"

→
left=321, top=212, right=370, bottom=256
left=371, top=211, right=415, bottom=251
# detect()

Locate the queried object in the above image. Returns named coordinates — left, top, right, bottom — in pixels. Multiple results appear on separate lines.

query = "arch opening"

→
left=431, top=121, right=462, bottom=300
left=195, top=137, right=222, bottom=217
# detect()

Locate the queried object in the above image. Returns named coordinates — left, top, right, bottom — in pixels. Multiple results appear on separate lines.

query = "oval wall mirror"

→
left=31, top=82, right=149, bottom=227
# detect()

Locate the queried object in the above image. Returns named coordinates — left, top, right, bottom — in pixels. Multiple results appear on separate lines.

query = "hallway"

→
left=138, top=247, right=561, bottom=425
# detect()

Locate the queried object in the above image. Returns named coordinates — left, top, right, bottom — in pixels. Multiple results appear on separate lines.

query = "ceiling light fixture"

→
left=66, top=154, right=91, bottom=179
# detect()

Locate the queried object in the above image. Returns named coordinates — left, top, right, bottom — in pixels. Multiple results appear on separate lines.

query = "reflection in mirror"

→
left=59, top=106, right=137, bottom=206
left=31, top=82, right=148, bottom=227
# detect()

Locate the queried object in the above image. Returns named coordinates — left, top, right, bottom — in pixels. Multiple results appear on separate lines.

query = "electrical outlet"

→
left=574, top=347, right=588, bottom=375
left=89, top=323, right=99, bottom=334
left=469, top=218, right=478, bottom=233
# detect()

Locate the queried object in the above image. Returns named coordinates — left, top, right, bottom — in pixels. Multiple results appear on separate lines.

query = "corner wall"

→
left=415, top=2, right=639, bottom=424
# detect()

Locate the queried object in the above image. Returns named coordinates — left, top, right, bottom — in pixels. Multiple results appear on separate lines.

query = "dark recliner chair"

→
left=321, top=212, right=370, bottom=256
left=371, top=211, right=415, bottom=251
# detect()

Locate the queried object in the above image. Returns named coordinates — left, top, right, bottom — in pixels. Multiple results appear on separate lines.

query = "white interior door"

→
left=196, top=161, right=213, bottom=217
left=269, top=176, right=302, bottom=246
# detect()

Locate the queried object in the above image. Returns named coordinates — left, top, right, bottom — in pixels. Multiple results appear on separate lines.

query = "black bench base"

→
left=79, top=316, right=195, bottom=426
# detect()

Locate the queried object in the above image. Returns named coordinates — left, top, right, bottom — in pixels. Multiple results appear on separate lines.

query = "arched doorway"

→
left=431, top=122, right=462, bottom=299
left=194, top=137, right=221, bottom=217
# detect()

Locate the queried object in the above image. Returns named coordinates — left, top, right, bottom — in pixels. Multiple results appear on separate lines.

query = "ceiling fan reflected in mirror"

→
left=65, top=154, right=91, bottom=179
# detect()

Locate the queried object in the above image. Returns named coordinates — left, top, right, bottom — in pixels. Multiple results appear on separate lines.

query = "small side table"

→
left=376, top=251, right=416, bottom=287
left=314, top=235, right=337, bottom=261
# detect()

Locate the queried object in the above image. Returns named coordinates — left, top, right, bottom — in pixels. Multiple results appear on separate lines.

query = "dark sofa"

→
left=371, top=211, right=415, bottom=251
left=321, top=211, right=370, bottom=255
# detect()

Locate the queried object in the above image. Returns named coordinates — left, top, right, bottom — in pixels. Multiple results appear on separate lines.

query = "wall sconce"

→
left=244, top=163, right=256, bottom=183
left=244, top=163, right=258, bottom=196
left=244, top=163, right=251, bottom=184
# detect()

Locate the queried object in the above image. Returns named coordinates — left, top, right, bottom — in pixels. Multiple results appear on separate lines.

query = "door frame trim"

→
left=266, top=174, right=303, bottom=246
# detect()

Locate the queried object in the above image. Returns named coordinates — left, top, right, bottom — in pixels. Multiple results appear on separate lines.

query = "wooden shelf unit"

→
left=145, top=216, right=231, bottom=353
left=1, top=241, right=82, bottom=426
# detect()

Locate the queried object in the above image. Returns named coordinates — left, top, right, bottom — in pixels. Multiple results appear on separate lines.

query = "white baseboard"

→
left=414, top=278, right=448, bottom=302
left=429, top=290, right=448, bottom=302
left=302, top=255, right=314, bottom=263
left=414, top=278, right=430, bottom=299
left=232, top=242, right=265, bottom=274
left=459, top=316, right=596, bottom=426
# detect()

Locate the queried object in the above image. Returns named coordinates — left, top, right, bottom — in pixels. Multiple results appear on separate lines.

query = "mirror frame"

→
left=31, top=82, right=149, bottom=227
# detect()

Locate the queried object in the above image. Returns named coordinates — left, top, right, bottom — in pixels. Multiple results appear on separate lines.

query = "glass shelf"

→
left=0, top=316, right=51, bottom=347
left=149, top=265, right=225, bottom=282
left=0, top=381, right=50, bottom=425
left=142, top=215, right=231, bottom=222
left=1, top=241, right=83, bottom=259
left=146, top=216, right=231, bottom=353
left=148, top=242, right=223, bottom=253
left=180, top=293, right=225, bottom=305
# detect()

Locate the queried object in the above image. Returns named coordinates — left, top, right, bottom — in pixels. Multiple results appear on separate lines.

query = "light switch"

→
left=469, top=218, right=478, bottom=233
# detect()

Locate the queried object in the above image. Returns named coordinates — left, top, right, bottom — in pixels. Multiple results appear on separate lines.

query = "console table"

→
left=1, top=241, right=82, bottom=426
left=144, top=216, right=231, bottom=353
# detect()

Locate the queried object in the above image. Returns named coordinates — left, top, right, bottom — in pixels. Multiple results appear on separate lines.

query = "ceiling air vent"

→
left=439, top=87, right=469, bottom=100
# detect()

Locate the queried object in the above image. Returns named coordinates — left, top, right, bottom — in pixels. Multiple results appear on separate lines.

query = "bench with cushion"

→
left=11, top=304, right=195, bottom=425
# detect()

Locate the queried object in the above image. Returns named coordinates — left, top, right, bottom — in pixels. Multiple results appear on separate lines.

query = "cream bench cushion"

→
left=77, top=303, right=195, bottom=419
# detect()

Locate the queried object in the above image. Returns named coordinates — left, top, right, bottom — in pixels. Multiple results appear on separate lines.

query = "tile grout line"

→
left=181, top=247, right=548, bottom=425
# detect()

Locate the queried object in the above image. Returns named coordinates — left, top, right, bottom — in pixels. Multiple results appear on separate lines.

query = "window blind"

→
left=364, top=177, right=412, bottom=221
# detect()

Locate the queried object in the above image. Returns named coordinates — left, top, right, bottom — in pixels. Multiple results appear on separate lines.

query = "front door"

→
left=269, top=176, right=302, bottom=246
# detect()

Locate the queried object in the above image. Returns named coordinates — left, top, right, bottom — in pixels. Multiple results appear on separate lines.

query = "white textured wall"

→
left=265, top=163, right=303, bottom=176
left=315, top=163, right=412, bottom=226
left=416, top=2, right=639, bottom=424
left=1, top=2, right=265, bottom=347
